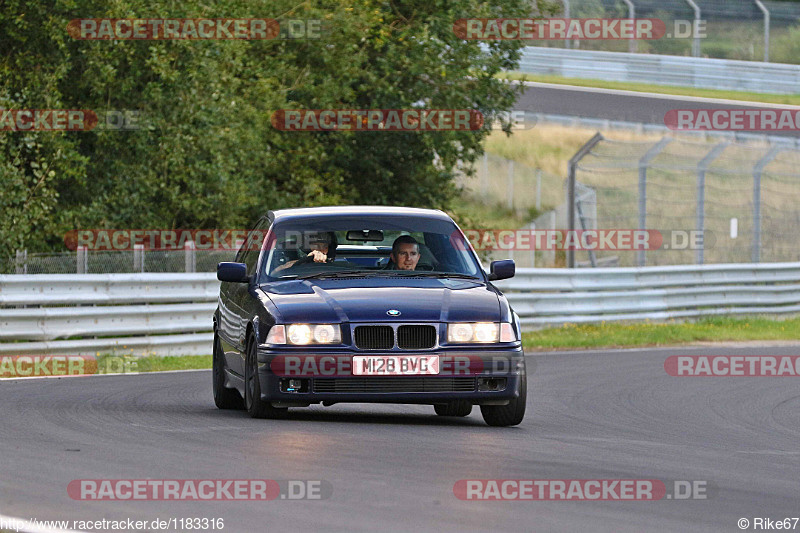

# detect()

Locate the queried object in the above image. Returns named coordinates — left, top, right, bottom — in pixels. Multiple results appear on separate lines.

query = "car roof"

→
left=269, top=206, right=452, bottom=223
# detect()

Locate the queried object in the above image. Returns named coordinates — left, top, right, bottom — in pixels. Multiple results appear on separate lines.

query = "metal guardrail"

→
left=518, top=47, right=800, bottom=95
left=494, top=262, right=800, bottom=326
left=0, top=274, right=219, bottom=356
left=1, top=264, right=798, bottom=355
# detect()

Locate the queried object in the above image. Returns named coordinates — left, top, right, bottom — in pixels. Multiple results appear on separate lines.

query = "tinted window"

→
left=261, top=215, right=482, bottom=280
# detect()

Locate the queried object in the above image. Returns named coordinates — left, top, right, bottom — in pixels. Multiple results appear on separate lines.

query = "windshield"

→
left=260, top=215, right=482, bottom=281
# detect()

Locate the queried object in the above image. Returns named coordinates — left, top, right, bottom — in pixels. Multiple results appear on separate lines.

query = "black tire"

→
left=244, top=338, right=288, bottom=419
left=433, top=400, right=473, bottom=417
left=480, top=373, right=527, bottom=427
left=213, top=332, right=244, bottom=410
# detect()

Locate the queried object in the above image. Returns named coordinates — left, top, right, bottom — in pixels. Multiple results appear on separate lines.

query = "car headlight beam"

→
left=269, top=324, right=341, bottom=345
left=447, top=322, right=515, bottom=343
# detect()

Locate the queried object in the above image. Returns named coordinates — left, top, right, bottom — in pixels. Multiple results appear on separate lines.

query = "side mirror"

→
left=488, top=259, right=515, bottom=281
left=217, top=262, right=249, bottom=283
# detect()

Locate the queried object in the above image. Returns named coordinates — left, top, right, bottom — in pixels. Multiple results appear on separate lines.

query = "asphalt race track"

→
left=2, top=344, right=799, bottom=532
left=517, top=82, right=800, bottom=138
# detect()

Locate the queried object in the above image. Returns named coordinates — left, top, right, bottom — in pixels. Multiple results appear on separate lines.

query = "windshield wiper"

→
left=382, top=271, right=482, bottom=280
left=297, top=270, right=375, bottom=280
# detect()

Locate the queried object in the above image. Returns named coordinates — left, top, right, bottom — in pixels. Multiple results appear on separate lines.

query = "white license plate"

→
left=352, top=355, right=440, bottom=376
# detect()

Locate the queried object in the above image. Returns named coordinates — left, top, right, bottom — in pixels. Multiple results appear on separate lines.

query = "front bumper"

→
left=256, top=347, right=525, bottom=405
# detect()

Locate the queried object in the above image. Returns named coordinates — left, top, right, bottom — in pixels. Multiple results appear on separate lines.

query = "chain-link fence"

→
left=456, top=152, right=564, bottom=214
left=455, top=153, right=565, bottom=268
left=571, top=135, right=800, bottom=267
left=538, top=0, right=800, bottom=63
left=2, top=248, right=235, bottom=274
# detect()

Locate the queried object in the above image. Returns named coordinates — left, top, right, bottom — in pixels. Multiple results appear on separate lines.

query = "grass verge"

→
left=499, top=72, right=800, bottom=106
left=95, top=354, right=211, bottom=373
left=523, top=317, right=800, bottom=351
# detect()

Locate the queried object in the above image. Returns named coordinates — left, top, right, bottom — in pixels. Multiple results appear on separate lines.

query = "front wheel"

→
left=213, top=332, right=244, bottom=410
left=480, top=374, right=527, bottom=427
left=244, top=338, right=288, bottom=419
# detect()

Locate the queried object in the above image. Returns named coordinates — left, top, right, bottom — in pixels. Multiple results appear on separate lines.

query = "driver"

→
left=389, top=235, right=421, bottom=271
left=272, top=231, right=337, bottom=273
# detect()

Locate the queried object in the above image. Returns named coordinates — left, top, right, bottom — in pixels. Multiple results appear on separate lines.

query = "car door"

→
left=229, top=217, right=270, bottom=375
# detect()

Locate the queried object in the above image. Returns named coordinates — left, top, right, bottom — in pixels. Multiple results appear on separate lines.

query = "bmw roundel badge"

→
left=387, top=309, right=401, bottom=316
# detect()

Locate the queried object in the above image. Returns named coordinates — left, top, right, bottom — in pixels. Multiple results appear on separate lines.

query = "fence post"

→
left=507, top=160, right=515, bottom=210
left=754, top=0, right=770, bottom=62
left=696, top=142, right=728, bottom=265
left=684, top=0, right=702, bottom=57
left=567, top=132, right=604, bottom=268
left=563, top=0, right=570, bottom=49
left=133, top=244, right=145, bottom=273
left=752, top=146, right=783, bottom=263
left=185, top=239, right=196, bottom=273
left=637, top=138, right=672, bottom=267
left=536, top=169, right=542, bottom=211
left=77, top=246, right=87, bottom=274
left=622, top=0, right=637, bottom=53
left=575, top=185, right=597, bottom=267
left=481, top=152, right=488, bottom=196
left=15, top=250, right=27, bottom=274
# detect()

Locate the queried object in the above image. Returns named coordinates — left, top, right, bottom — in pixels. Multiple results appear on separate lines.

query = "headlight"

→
left=266, top=324, right=342, bottom=345
left=447, top=322, right=517, bottom=343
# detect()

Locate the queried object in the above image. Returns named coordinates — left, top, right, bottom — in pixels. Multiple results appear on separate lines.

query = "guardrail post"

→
left=76, top=246, right=87, bottom=274
left=637, top=138, right=672, bottom=266
left=15, top=250, right=27, bottom=274
left=185, top=239, right=196, bottom=273
left=568, top=132, right=604, bottom=268
left=754, top=0, right=770, bottom=62
left=752, top=146, right=783, bottom=263
left=133, top=244, right=145, bottom=273
left=696, top=142, right=729, bottom=264
left=684, top=0, right=701, bottom=57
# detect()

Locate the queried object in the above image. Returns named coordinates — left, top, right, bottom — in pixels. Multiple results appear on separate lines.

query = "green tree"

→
left=0, top=0, right=557, bottom=261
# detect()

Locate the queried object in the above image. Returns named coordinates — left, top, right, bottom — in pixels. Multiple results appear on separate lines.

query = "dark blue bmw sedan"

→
left=213, top=206, right=526, bottom=426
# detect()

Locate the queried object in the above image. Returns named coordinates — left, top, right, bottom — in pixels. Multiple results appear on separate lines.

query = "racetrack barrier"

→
left=1, top=263, right=799, bottom=356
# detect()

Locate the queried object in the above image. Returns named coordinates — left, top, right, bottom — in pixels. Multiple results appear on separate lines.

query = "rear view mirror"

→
left=488, top=260, right=515, bottom=281
left=346, top=229, right=385, bottom=242
left=217, top=262, right=248, bottom=282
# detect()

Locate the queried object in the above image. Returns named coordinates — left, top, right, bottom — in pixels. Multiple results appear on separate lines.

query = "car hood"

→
left=261, top=277, right=501, bottom=324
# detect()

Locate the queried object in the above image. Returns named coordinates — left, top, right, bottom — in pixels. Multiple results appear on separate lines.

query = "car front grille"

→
left=354, top=326, right=394, bottom=350
left=353, top=324, right=438, bottom=350
left=397, top=325, right=437, bottom=349
left=313, top=377, right=476, bottom=393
